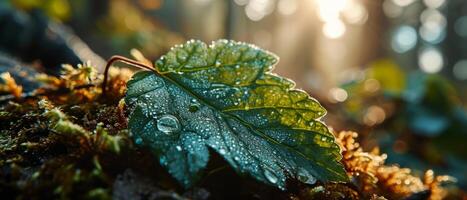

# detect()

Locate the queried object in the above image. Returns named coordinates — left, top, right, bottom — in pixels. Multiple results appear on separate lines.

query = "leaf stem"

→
left=102, top=55, right=157, bottom=96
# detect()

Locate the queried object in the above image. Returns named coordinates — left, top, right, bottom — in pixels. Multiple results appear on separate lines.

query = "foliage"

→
left=125, top=40, right=347, bottom=189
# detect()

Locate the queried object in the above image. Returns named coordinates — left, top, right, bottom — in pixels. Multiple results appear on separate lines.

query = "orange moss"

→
left=35, top=62, right=133, bottom=104
left=0, top=72, right=23, bottom=99
left=336, top=131, right=454, bottom=200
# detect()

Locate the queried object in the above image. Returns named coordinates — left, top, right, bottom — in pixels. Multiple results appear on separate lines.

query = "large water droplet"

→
left=189, top=99, right=201, bottom=112
left=297, top=168, right=317, bottom=185
left=160, top=157, right=167, bottom=166
left=219, top=149, right=226, bottom=155
left=264, top=170, right=278, bottom=184
left=157, top=115, right=181, bottom=134
left=134, top=137, right=143, bottom=145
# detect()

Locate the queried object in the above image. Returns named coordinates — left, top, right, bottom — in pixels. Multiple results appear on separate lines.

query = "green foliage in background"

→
left=340, top=58, right=467, bottom=188
left=10, top=0, right=71, bottom=21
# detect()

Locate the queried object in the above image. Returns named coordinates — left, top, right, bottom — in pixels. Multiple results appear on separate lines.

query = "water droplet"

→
left=297, top=168, right=317, bottom=185
left=157, top=115, right=181, bottom=134
left=178, top=55, right=187, bottom=60
left=135, top=137, right=143, bottom=145
left=189, top=99, right=201, bottom=112
left=219, top=149, right=226, bottom=155
left=264, top=170, right=278, bottom=184
left=211, top=83, right=226, bottom=88
left=176, top=145, right=182, bottom=151
left=160, top=157, right=167, bottom=166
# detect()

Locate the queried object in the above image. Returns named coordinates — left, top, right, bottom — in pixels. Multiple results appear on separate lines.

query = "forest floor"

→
left=0, top=64, right=463, bottom=200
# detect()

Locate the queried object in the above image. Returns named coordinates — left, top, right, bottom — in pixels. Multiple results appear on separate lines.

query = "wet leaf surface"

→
left=125, top=40, right=347, bottom=189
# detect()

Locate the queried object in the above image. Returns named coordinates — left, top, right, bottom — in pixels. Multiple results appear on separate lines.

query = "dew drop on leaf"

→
left=264, top=170, right=279, bottom=184
left=189, top=99, right=201, bottom=112
left=135, top=137, right=143, bottom=145
left=297, top=168, right=317, bottom=185
left=219, top=149, right=226, bottom=155
left=125, top=40, right=347, bottom=189
left=157, top=115, right=181, bottom=134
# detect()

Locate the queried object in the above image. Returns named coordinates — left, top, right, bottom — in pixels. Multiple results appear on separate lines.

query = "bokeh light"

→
left=245, top=0, right=275, bottom=21
left=315, top=0, right=347, bottom=22
left=364, top=79, right=381, bottom=93
left=453, top=60, right=467, bottom=80
left=418, top=47, right=444, bottom=73
left=342, top=3, right=368, bottom=25
left=329, top=87, right=348, bottom=103
left=322, top=20, right=346, bottom=39
left=383, top=0, right=403, bottom=18
left=392, top=0, right=416, bottom=7
left=391, top=25, right=418, bottom=53
left=277, top=0, right=297, bottom=16
left=423, top=0, right=446, bottom=9
left=419, top=9, right=446, bottom=43
left=363, top=105, right=386, bottom=126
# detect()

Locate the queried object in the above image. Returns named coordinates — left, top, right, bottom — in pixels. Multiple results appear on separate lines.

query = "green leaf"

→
left=125, top=40, right=347, bottom=189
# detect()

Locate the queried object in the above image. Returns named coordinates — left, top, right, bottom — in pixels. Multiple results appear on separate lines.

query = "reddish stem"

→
left=101, top=56, right=156, bottom=96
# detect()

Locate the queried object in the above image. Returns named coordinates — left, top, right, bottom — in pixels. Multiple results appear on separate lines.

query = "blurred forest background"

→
left=0, top=0, right=465, bottom=191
